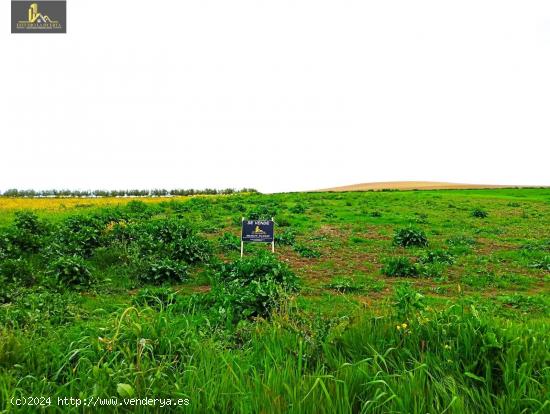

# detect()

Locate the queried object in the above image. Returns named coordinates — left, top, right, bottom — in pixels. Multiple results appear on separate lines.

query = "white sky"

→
left=1, top=1, right=549, bottom=193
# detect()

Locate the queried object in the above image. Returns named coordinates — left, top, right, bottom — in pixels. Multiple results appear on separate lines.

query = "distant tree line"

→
left=0, top=188, right=259, bottom=198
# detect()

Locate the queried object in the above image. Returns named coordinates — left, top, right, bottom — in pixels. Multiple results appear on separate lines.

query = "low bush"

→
left=139, top=258, right=188, bottom=285
left=289, top=204, right=306, bottom=214
left=0, top=287, right=83, bottom=328
left=14, top=211, right=46, bottom=235
left=275, top=228, right=296, bottom=246
left=0, top=258, right=35, bottom=287
left=472, top=208, right=488, bottom=218
left=47, top=255, right=94, bottom=287
left=218, top=232, right=241, bottom=252
left=393, top=226, right=428, bottom=248
left=382, top=257, right=419, bottom=277
left=247, top=206, right=277, bottom=220
left=528, top=255, right=550, bottom=271
left=417, top=262, right=445, bottom=278
left=6, top=227, right=42, bottom=253
left=293, top=244, right=321, bottom=258
left=171, top=235, right=212, bottom=264
left=201, top=252, right=298, bottom=323
left=52, top=215, right=105, bottom=256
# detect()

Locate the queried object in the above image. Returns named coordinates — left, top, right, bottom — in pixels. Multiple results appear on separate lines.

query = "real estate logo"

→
left=11, top=1, right=66, bottom=33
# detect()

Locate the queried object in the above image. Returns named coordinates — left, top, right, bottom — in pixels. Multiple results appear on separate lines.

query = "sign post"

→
left=241, top=218, right=275, bottom=257
left=240, top=217, right=244, bottom=257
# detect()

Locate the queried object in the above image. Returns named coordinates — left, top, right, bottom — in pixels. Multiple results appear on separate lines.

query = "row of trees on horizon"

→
left=0, top=188, right=259, bottom=198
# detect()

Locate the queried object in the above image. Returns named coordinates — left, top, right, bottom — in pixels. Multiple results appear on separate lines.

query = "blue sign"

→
left=241, top=220, right=274, bottom=243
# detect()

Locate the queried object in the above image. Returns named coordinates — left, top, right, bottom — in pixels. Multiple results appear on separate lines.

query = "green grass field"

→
left=1, top=189, right=549, bottom=413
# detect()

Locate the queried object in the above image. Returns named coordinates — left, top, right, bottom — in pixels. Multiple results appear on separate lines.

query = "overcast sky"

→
left=1, top=1, right=549, bottom=193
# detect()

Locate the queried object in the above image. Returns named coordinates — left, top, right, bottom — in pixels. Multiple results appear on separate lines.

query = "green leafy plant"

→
left=0, top=258, right=35, bottom=287
left=0, top=287, right=82, bottom=327
left=218, top=232, right=241, bottom=252
left=201, top=252, right=298, bottom=323
left=247, top=206, right=277, bottom=220
left=139, top=258, right=188, bottom=284
left=52, top=215, right=105, bottom=257
left=529, top=255, right=550, bottom=271
left=47, top=255, right=94, bottom=287
left=382, top=257, right=419, bottom=277
left=392, top=282, right=426, bottom=319
left=14, top=211, right=45, bottom=235
left=171, top=235, right=212, bottom=264
left=293, top=244, right=321, bottom=258
left=6, top=227, right=42, bottom=253
left=393, top=226, right=428, bottom=248
left=419, top=249, right=455, bottom=265
left=472, top=208, right=488, bottom=218
left=290, top=204, right=306, bottom=214
left=275, top=229, right=296, bottom=246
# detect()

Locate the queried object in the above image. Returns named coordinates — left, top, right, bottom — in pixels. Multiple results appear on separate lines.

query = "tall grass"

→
left=1, top=289, right=548, bottom=413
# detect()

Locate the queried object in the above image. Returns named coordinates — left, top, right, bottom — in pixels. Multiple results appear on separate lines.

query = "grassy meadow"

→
left=0, top=189, right=549, bottom=413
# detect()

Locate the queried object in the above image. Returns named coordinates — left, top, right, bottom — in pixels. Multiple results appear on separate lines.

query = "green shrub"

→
left=293, top=244, right=321, bottom=258
left=202, top=252, right=298, bottom=323
left=6, top=227, right=42, bottom=253
left=215, top=252, right=298, bottom=288
left=52, top=216, right=104, bottom=256
left=472, top=208, right=488, bottom=218
left=0, top=276, right=18, bottom=304
left=0, top=258, right=35, bottom=286
left=126, top=200, right=150, bottom=215
left=275, top=216, right=291, bottom=227
left=0, top=287, right=82, bottom=328
left=418, top=262, right=445, bottom=278
left=393, top=226, right=428, bottom=248
left=275, top=229, right=296, bottom=246
left=392, top=282, right=426, bottom=319
left=218, top=232, right=241, bottom=252
left=47, top=255, right=94, bottom=287
left=171, top=235, right=212, bottom=264
left=151, top=219, right=194, bottom=244
left=382, top=257, right=419, bottom=277
left=139, top=258, right=188, bottom=284
left=0, top=229, right=22, bottom=259
left=529, top=255, right=550, bottom=271
left=14, top=211, right=45, bottom=235
left=290, top=204, right=306, bottom=214
left=247, top=206, right=277, bottom=220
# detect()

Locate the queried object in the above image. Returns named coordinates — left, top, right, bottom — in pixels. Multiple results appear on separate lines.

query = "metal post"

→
left=271, top=217, right=275, bottom=253
left=240, top=217, right=244, bottom=257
